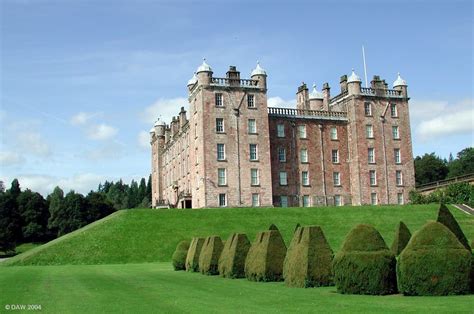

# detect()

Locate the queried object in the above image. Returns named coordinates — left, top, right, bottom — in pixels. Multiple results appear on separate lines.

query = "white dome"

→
left=149, top=127, right=156, bottom=134
left=196, top=58, right=212, bottom=73
left=393, top=72, right=407, bottom=87
left=347, top=69, right=361, bottom=83
left=187, top=72, right=197, bottom=86
left=251, top=61, right=266, bottom=76
left=309, top=83, right=324, bottom=100
left=154, top=119, right=166, bottom=127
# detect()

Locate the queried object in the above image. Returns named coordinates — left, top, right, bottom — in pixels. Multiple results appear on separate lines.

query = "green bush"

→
left=199, top=236, right=224, bottom=275
left=269, top=224, right=279, bottom=231
left=218, top=233, right=251, bottom=278
left=245, top=228, right=287, bottom=282
left=437, top=204, right=471, bottom=250
left=283, top=224, right=302, bottom=279
left=185, top=237, right=205, bottom=272
left=171, top=240, right=190, bottom=271
left=333, top=224, right=397, bottom=295
left=410, top=183, right=474, bottom=207
left=397, top=221, right=471, bottom=295
left=284, top=226, right=334, bottom=288
left=390, top=221, right=411, bottom=256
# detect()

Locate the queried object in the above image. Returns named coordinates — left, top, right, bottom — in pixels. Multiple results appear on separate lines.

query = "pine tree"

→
left=47, top=186, right=64, bottom=236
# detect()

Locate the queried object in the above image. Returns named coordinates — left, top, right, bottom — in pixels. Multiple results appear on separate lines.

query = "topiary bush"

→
left=185, top=237, right=205, bottom=272
left=437, top=203, right=471, bottom=250
left=390, top=221, right=412, bottom=256
left=218, top=233, right=251, bottom=278
left=171, top=240, right=190, bottom=271
left=199, top=236, right=224, bottom=275
left=245, top=228, right=287, bottom=282
left=283, top=224, right=302, bottom=279
left=284, top=225, right=334, bottom=288
left=333, top=224, right=397, bottom=295
left=397, top=221, right=471, bottom=296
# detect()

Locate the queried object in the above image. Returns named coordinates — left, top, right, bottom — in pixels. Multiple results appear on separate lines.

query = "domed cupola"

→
left=393, top=72, right=407, bottom=87
left=154, top=118, right=166, bottom=127
left=187, top=72, right=198, bottom=86
left=309, top=83, right=324, bottom=100
left=196, top=58, right=212, bottom=73
left=347, top=69, right=362, bottom=83
left=251, top=61, right=266, bottom=76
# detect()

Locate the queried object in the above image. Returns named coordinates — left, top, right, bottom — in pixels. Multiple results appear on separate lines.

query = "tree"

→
left=47, top=186, right=65, bottom=236
left=0, top=180, right=5, bottom=193
left=0, top=192, right=21, bottom=253
left=414, top=153, right=448, bottom=186
left=448, top=147, right=474, bottom=178
left=127, top=180, right=139, bottom=208
left=138, top=178, right=147, bottom=204
left=9, top=179, right=21, bottom=199
left=17, top=189, right=50, bottom=242
left=146, top=174, right=152, bottom=202
left=85, top=191, right=114, bottom=222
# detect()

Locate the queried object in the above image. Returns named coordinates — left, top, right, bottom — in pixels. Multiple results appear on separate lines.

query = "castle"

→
left=150, top=60, right=415, bottom=208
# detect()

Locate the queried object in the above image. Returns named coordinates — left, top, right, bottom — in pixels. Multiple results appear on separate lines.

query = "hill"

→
left=4, top=204, right=473, bottom=266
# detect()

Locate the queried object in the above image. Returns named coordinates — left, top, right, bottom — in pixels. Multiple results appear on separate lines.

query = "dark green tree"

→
left=414, top=153, right=448, bottom=186
left=9, top=179, right=21, bottom=199
left=85, top=191, right=114, bottom=222
left=0, top=192, right=21, bottom=253
left=47, top=186, right=65, bottom=236
left=138, top=178, right=147, bottom=203
left=448, top=147, right=474, bottom=178
left=17, top=189, right=50, bottom=242
left=127, top=180, right=139, bottom=208
left=146, top=174, right=152, bottom=202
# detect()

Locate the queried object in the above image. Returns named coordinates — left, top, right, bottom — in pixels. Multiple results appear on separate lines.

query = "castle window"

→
left=280, top=196, right=288, bottom=207
left=300, top=148, right=308, bottom=163
left=396, top=170, right=403, bottom=186
left=252, top=193, right=260, bottom=207
left=247, top=94, right=255, bottom=108
left=217, top=144, right=225, bottom=160
left=249, top=144, right=258, bottom=161
left=251, top=168, right=259, bottom=186
left=278, top=147, right=286, bottom=162
left=215, top=93, right=223, bottom=107
left=302, top=195, right=310, bottom=207
left=371, top=193, right=378, bottom=205
left=333, top=172, right=341, bottom=186
left=397, top=193, right=404, bottom=205
left=364, top=102, right=372, bottom=116
left=298, top=125, right=307, bottom=139
left=248, top=119, right=257, bottom=134
left=277, top=124, right=285, bottom=137
left=302, top=171, right=309, bottom=186
left=331, top=149, right=339, bottom=163
left=392, top=126, right=400, bottom=139
left=218, top=168, right=226, bottom=186
left=368, top=148, right=375, bottom=164
left=334, top=195, right=342, bottom=206
left=394, top=149, right=401, bottom=164
left=216, top=118, right=224, bottom=133
left=366, top=124, right=374, bottom=138
left=390, top=104, right=398, bottom=117
left=330, top=127, right=338, bottom=140
left=279, top=171, right=288, bottom=186
left=219, top=193, right=227, bottom=207
left=369, top=170, right=377, bottom=186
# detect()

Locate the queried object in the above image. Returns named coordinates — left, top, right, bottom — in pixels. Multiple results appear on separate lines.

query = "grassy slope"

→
left=4, top=204, right=474, bottom=266
left=0, top=262, right=472, bottom=314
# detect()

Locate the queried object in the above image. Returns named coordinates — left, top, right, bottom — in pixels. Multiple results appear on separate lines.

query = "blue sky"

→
left=1, top=0, right=473, bottom=195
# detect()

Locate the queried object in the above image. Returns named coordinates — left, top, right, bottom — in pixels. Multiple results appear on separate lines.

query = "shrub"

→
left=218, top=233, right=251, bottom=278
left=283, top=224, right=302, bottom=279
left=397, top=221, right=471, bottom=295
left=269, top=224, right=279, bottom=231
left=245, top=228, right=287, bottom=282
left=199, top=236, right=224, bottom=275
left=185, top=237, right=205, bottom=272
left=171, top=240, right=190, bottom=271
left=284, top=226, right=334, bottom=288
left=390, top=221, right=412, bottom=256
left=437, top=204, right=471, bottom=250
left=333, top=224, right=397, bottom=295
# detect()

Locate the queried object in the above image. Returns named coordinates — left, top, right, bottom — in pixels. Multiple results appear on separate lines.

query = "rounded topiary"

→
left=218, top=233, right=251, bottom=278
left=437, top=204, right=471, bottom=250
left=185, top=237, right=205, bottom=272
left=199, top=236, right=224, bottom=275
left=172, top=240, right=190, bottom=271
left=397, top=221, right=471, bottom=296
left=284, top=226, right=334, bottom=288
left=390, top=221, right=412, bottom=256
left=283, top=224, right=302, bottom=279
left=333, top=224, right=397, bottom=295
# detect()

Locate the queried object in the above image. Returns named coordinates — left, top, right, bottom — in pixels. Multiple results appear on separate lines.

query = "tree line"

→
left=0, top=176, right=152, bottom=253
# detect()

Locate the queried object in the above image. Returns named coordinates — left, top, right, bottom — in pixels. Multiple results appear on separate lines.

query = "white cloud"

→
left=16, top=132, right=52, bottom=157
left=267, top=96, right=296, bottom=108
left=141, top=97, right=188, bottom=125
left=138, top=131, right=150, bottom=150
left=0, top=151, right=25, bottom=166
left=70, top=112, right=99, bottom=125
left=86, top=123, right=118, bottom=141
left=82, top=143, right=124, bottom=161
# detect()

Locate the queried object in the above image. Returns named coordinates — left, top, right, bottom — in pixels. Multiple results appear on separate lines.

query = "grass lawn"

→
left=4, top=204, right=473, bottom=266
left=0, top=262, right=472, bottom=313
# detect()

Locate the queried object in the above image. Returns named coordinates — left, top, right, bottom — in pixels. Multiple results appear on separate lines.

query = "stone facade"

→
left=150, top=62, right=415, bottom=208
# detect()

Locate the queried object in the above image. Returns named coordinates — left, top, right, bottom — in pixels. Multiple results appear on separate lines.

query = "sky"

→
left=1, top=0, right=473, bottom=196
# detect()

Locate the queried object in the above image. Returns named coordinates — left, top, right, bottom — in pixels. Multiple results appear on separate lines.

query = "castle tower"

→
left=151, top=118, right=166, bottom=207
left=308, top=83, right=324, bottom=110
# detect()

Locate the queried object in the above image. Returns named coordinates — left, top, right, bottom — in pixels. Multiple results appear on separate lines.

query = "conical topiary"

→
left=245, top=229, right=287, bottom=282
left=294, top=223, right=301, bottom=232
left=437, top=204, right=471, bottom=250
left=284, top=226, right=334, bottom=288
left=199, top=236, right=224, bottom=275
left=171, top=240, right=190, bottom=271
left=269, top=224, right=279, bottom=231
left=218, top=233, right=251, bottom=278
left=333, top=224, right=397, bottom=295
left=390, top=221, right=412, bottom=256
left=283, top=224, right=302, bottom=279
left=185, top=237, right=205, bottom=272
left=398, top=221, right=471, bottom=295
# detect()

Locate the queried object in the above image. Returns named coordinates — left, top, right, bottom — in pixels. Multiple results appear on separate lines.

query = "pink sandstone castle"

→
left=150, top=60, right=415, bottom=208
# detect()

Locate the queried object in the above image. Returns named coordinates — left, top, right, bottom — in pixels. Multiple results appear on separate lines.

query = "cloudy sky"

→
left=1, top=0, right=473, bottom=195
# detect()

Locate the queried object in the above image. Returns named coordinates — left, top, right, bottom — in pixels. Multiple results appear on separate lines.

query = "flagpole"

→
left=362, top=45, right=368, bottom=88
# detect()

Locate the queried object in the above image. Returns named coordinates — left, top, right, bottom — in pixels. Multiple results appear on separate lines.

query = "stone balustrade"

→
left=268, top=107, right=347, bottom=121
left=210, top=77, right=259, bottom=87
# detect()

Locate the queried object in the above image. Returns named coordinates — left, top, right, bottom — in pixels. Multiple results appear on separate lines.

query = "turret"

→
left=393, top=72, right=408, bottom=98
left=296, top=82, right=309, bottom=110
left=347, top=69, right=362, bottom=96
left=154, top=118, right=166, bottom=137
left=187, top=72, right=198, bottom=92
left=322, top=82, right=330, bottom=111
left=250, top=61, right=267, bottom=89
left=308, top=83, right=324, bottom=110
left=196, top=58, right=212, bottom=86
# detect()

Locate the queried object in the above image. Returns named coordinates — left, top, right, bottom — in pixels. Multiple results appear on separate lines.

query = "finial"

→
left=313, top=82, right=316, bottom=88
left=203, top=58, right=206, bottom=62
left=257, top=60, right=260, bottom=65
